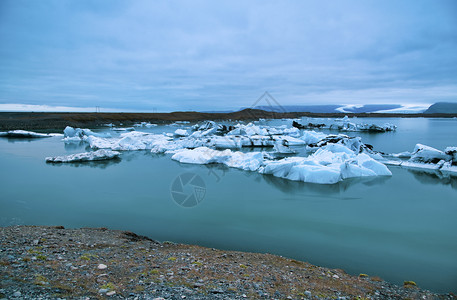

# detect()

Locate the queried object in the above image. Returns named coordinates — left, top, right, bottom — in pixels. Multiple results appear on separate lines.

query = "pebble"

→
left=13, top=291, right=21, bottom=297
left=98, top=288, right=109, bottom=294
left=106, top=291, right=116, bottom=296
left=304, top=291, right=312, bottom=297
left=97, top=263, right=107, bottom=270
left=333, top=274, right=340, bottom=279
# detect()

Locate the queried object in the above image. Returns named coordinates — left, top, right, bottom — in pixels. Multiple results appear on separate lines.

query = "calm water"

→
left=1, top=118, right=457, bottom=293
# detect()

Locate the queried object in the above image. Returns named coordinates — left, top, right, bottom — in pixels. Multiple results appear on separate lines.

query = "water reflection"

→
left=261, top=173, right=391, bottom=195
left=46, top=157, right=121, bottom=169
left=175, top=161, right=392, bottom=195
left=407, top=168, right=457, bottom=190
left=63, top=141, right=87, bottom=151
left=5, top=137, right=43, bottom=143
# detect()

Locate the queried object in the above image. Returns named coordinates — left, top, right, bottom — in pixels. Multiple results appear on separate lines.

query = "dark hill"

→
left=424, top=102, right=457, bottom=114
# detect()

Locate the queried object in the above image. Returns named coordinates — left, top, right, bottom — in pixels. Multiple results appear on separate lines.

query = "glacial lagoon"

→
left=1, top=117, right=456, bottom=292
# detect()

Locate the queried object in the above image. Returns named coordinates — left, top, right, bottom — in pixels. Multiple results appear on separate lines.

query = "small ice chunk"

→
left=111, top=127, right=135, bottom=131
left=63, top=126, right=111, bottom=140
left=45, top=149, right=120, bottom=163
left=174, top=129, right=189, bottom=137
left=410, top=144, right=450, bottom=163
left=391, top=151, right=412, bottom=158
left=0, top=130, right=58, bottom=138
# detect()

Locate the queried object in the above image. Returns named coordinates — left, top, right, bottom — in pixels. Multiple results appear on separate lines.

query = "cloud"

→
left=0, top=0, right=456, bottom=111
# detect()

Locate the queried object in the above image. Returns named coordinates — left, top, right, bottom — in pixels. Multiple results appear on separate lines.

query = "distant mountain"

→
left=202, top=110, right=236, bottom=113
left=252, top=105, right=341, bottom=113
left=423, top=102, right=457, bottom=114
left=250, top=104, right=425, bottom=114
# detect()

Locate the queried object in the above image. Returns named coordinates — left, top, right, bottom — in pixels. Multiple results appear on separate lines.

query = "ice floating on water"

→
left=133, top=122, right=157, bottom=128
left=63, top=126, right=111, bottom=141
left=293, top=119, right=396, bottom=132
left=383, top=144, right=457, bottom=174
left=172, top=147, right=269, bottom=172
left=307, top=134, right=374, bottom=154
left=174, top=129, right=189, bottom=137
left=87, top=131, right=171, bottom=151
left=111, top=127, right=135, bottom=132
left=273, top=142, right=297, bottom=154
left=0, top=130, right=61, bottom=138
left=45, top=149, right=120, bottom=163
left=260, top=146, right=391, bottom=184
left=172, top=144, right=391, bottom=184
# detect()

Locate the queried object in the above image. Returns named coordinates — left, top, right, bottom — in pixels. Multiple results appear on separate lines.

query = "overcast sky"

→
left=0, top=0, right=456, bottom=112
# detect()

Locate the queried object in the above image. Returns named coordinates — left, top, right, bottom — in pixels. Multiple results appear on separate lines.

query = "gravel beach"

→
left=1, top=226, right=455, bottom=299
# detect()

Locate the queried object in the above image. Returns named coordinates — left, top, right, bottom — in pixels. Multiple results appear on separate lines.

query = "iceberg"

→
left=133, top=122, right=157, bottom=128
left=260, top=146, right=391, bottom=184
left=293, top=119, right=396, bottom=132
left=86, top=131, right=172, bottom=151
left=171, top=144, right=392, bottom=184
left=171, top=147, right=268, bottom=172
left=174, top=129, right=189, bottom=137
left=410, top=144, right=450, bottom=163
left=383, top=144, right=457, bottom=175
left=111, top=127, right=135, bottom=132
left=307, top=134, right=373, bottom=154
left=0, top=130, right=61, bottom=138
left=63, top=126, right=111, bottom=141
left=45, top=149, right=120, bottom=163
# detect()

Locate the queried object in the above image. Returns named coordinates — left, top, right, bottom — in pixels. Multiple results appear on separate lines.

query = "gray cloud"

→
left=0, top=0, right=456, bottom=111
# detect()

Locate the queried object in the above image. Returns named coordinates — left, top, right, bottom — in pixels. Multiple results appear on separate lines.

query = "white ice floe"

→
left=174, top=129, right=189, bottom=137
left=171, top=147, right=268, bottom=172
left=293, top=119, right=396, bottom=132
left=45, top=149, right=120, bottom=163
left=307, top=134, right=372, bottom=154
left=410, top=144, right=450, bottom=163
left=273, top=142, right=297, bottom=154
left=63, top=126, right=111, bottom=141
left=111, top=127, right=135, bottom=132
left=0, top=130, right=62, bottom=138
left=329, top=122, right=396, bottom=132
left=383, top=144, right=457, bottom=175
left=390, top=151, right=412, bottom=158
left=226, top=123, right=300, bottom=137
left=172, top=144, right=391, bottom=184
left=260, top=146, right=391, bottom=184
left=133, top=122, right=157, bottom=128
left=86, top=131, right=171, bottom=151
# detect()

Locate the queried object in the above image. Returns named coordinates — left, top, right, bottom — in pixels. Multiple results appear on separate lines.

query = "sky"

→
left=0, top=0, right=456, bottom=112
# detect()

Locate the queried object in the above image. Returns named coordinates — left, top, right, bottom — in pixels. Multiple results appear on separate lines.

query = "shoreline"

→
left=1, top=110, right=456, bottom=131
left=1, top=225, right=455, bottom=299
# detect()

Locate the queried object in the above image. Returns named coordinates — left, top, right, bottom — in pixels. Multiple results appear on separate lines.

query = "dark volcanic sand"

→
left=1, top=110, right=456, bottom=131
